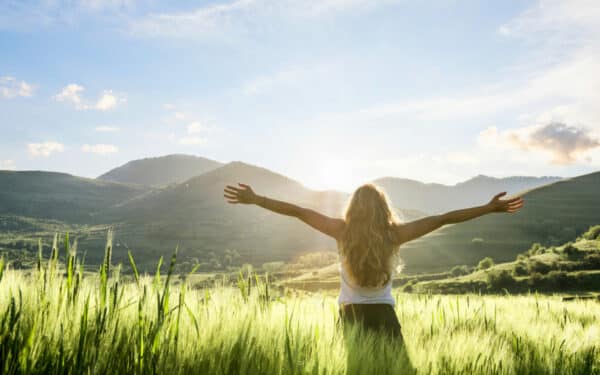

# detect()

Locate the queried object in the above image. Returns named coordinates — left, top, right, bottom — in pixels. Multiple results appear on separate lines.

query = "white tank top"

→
left=338, top=261, right=395, bottom=306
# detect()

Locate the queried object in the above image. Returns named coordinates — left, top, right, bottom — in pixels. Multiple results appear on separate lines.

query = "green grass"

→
left=1, top=239, right=599, bottom=374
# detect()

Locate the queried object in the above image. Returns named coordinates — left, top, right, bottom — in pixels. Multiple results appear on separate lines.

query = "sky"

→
left=1, top=0, right=599, bottom=192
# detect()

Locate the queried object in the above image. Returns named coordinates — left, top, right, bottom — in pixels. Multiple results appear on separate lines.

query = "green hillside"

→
left=0, top=171, right=149, bottom=223
left=92, top=161, right=349, bottom=269
left=98, top=154, right=223, bottom=187
left=412, top=225, right=600, bottom=294
left=400, top=171, right=600, bottom=273
left=0, top=160, right=596, bottom=275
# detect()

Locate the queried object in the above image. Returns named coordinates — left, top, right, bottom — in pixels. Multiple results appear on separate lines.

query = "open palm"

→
left=488, top=192, right=524, bottom=213
left=224, top=183, right=257, bottom=204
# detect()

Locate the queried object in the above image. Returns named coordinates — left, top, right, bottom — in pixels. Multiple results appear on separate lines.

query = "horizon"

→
left=0, top=152, right=574, bottom=193
left=2, top=0, right=599, bottom=191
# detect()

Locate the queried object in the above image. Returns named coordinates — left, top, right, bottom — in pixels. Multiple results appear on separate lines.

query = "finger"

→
left=505, top=197, right=522, bottom=204
left=226, top=185, right=242, bottom=192
left=507, top=205, right=524, bottom=212
left=224, top=188, right=238, bottom=195
left=508, top=204, right=524, bottom=211
left=224, top=194, right=237, bottom=200
left=238, top=183, right=250, bottom=188
left=508, top=200, right=524, bottom=207
left=226, top=199, right=239, bottom=204
left=493, top=192, right=507, bottom=200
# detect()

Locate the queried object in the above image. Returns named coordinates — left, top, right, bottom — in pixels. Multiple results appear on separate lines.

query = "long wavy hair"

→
left=338, top=183, right=401, bottom=288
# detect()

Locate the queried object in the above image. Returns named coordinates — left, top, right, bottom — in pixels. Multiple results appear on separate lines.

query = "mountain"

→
left=98, top=154, right=223, bottom=187
left=399, top=171, right=600, bottom=273
left=2, top=159, right=597, bottom=276
left=93, top=161, right=350, bottom=268
left=0, top=171, right=149, bottom=223
left=374, top=175, right=562, bottom=214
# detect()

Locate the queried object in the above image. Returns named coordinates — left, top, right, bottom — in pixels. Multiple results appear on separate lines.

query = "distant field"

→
left=1, top=249, right=599, bottom=375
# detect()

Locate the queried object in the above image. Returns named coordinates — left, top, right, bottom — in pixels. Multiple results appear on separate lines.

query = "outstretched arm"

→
left=393, top=192, right=524, bottom=245
left=224, top=183, right=344, bottom=240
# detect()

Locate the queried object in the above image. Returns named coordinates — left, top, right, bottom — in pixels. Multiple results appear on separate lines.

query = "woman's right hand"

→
left=224, top=183, right=259, bottom=204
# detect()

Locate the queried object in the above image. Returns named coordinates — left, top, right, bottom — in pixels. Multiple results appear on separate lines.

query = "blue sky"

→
left=1, top=0, right=599, bottom=191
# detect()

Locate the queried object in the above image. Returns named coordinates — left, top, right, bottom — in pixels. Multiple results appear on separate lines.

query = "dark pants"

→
left=339, top=304, right=415, bottom=374
left=339, top=303, right=404, bottom=342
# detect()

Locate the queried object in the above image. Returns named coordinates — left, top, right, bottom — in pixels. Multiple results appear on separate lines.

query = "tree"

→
left=512, top=262, right=528, bottom=277
left=477, top=257, right=494, bottom=270
left=450, top=265, right=469, bottom=277
left=486, top=269, right=515, bottom=290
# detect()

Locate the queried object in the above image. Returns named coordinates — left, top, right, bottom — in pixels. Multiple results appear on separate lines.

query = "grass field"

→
left=1, top=237, right=599, bottom=375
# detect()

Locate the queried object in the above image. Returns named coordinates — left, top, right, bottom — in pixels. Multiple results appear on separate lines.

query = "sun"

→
left=304, top=158, right=358, bottom=192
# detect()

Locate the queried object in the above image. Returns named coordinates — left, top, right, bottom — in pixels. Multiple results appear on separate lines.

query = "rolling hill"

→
left=98, top=154, right=223, bottom=187
left=0, top=171, right=149, bottom=223
left=2, top=156, right=597, bottom=275
left=399, top=171, right=600, bottom=273
left=92, top=161, right=350, bottom=268
left=375, top=175, right=561, bottom=214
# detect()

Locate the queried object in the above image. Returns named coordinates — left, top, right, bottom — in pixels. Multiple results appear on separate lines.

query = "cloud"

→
left=241, top=65, right=328, bottom=95
left=178, top=136, right=206, bottom=145
left=0, top=160, right=16, bottom=170
left=479, top=122, right=599, bottom=164
left=174, top=112, right=185, bottom=120
left=94, top=90, right=121, bottom=110
left=95, top=125, right=120, bottom=132
left=498, top=0, right=600, bottom=40
left=79, top=0, right=136, bottom=11
left=0, top=0, right=136, bottom=31
left=28, top=142, right=65, bottom=157
left=186, top=121, right=207, bottom=134
left=54, top=84, right=85, bottom=106
left=129, top=0, right=399, bottom=38
left=54, top=84, right=125, bottom=111
left=81, top=143, right=119, bottom=154
left=1, top=76, right=35, bottom=98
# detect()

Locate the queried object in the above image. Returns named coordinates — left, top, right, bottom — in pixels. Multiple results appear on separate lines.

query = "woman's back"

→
left=338, top=260, right=395, bottom=306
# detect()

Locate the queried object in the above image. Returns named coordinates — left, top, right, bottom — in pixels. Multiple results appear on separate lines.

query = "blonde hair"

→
left=337, top=183, right=401, bottom=288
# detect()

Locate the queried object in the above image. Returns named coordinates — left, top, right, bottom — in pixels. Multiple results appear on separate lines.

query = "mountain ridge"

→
left=98, top=154, right=223, bottom=187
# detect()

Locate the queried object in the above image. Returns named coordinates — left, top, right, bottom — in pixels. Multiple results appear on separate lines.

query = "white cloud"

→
left=0, top=0, right=136, bottom=31
left=79, top=0, right=136, bottom=11
left=241, top=65, right=328, bottom=95
left=479, top=123, right=599, bottom=165
left=54, top=84, right=85, bottom=106
left=0, top=160, right=16, bottom=170
left=178, top=136, right=206, bottom=145
left=1, top=76, right=35, bottom=98
left=129, top=0, right=399, bottom=38
left=498, top=0, right=600, bottom=40
left=28, top=142, right=65, bottom=157
left=186, top=121, right=207, bottom=134
left=95, top=125, right=120, bottom=132
left=94, top=90, right=121, bottom=110
left=54, top=84, right=125, bottom=111
left=174, top=112, right=185, bottom=120
left=81, top=143, right=119, bottom=154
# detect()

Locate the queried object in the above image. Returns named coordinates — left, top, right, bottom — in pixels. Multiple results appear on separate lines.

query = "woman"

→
left=223, top=182, right=524, bottom=345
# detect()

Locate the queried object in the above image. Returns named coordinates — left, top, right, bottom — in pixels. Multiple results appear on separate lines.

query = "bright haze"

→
left=1, top=0, right=599, bottom=192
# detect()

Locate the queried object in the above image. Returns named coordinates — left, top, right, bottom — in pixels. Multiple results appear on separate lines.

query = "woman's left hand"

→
left=487, top=192, right=524, bottom=213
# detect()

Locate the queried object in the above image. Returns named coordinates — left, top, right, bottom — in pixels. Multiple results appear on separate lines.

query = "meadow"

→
left=0, top=236, right=599, bottom=375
